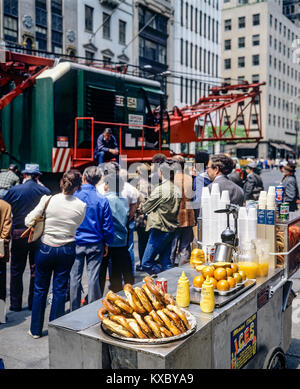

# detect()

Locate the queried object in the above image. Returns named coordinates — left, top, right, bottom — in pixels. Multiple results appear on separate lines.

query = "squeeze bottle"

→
left=176, top=271, right=190, bottom=308
left=200, top=277, right=215, bottom=313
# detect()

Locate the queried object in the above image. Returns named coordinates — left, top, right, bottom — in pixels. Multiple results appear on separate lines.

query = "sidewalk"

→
left=1, top=249, right=300, bottom=369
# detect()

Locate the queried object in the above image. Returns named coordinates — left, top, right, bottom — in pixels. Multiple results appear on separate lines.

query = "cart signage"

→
left=231, top=313, right=257, bottom=369
left=129, top=114, right=144, bottom=130
left=127, top=97, right=137, bottom=110
left=115, top=95, right=125, bottom=107
left=257, top=286, right=270, bottom=310
left=56, top=136, right=68, bottom=148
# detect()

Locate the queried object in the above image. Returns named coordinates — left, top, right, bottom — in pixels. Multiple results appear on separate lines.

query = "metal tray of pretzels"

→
left=97, top=276, right=197, bottom=344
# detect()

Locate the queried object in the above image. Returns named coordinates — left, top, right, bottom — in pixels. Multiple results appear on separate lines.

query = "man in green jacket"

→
left=141, top=161, right=181, bottom=274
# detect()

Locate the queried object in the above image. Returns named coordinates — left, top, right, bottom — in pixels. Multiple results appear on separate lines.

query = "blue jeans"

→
left=141, top=229, right=175, bottom=274
left=97, top=151, right=119, bottom=167
left=30, top=242, right=75, bottom=336
left=128, top=220, right=135, bottom=276
left=70, top=242, right=104, bottom=311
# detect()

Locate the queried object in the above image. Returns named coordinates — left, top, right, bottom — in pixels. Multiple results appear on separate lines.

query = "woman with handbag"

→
left=24, top=170, right=86, bottom=338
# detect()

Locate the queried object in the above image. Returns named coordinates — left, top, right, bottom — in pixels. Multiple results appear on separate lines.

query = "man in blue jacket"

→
left=3, top=164, right=51, bottom=311
left=70, top=166, right=114, bottom=311
left=94, top=128, right=119, bottom=168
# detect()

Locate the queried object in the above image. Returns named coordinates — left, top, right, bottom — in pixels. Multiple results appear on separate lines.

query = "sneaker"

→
left=135, top=264, right=143, bottom=272
left=27, top=330, right=40, bottom=339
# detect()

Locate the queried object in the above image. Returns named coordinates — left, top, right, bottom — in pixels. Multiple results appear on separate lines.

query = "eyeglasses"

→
left=206, top=166, right=214, bottom=170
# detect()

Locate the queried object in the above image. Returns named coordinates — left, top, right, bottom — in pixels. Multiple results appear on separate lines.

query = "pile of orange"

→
left=190, top=248, right=205, bottom=268
left=193, top=263, right=247, bottom=291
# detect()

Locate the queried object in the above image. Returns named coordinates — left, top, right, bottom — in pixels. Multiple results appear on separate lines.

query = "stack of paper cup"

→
left=201, top=187, right=211, bottom=249
left=210, top=183, right=220, bottom=245
left=238, top=207, right=248, bottom=247
left=247, top=207, right=257, bottom=242
left=218, top=190, right=230, bottom=242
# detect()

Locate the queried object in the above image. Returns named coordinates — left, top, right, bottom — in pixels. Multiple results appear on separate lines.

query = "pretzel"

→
left=109, top=315, right=135, bottom=335
left=132, top=312, right=153, bottom=337
left=134, top=286, right=154, bottom=312
left=113, top=299, right=134, bottom=314
left=149, top=310, right=164, bottom=326
left=167, top=305, right=190, bottom=330
left=102, top=298, right=121, bottom=315
left=144, top=276, right=164, bottom=300
left=160, top=326, right=173, bottom=338
left=142, top=284, right=164, bottom=310
left=162, top=308, right=185, bottom=333
left=102, top=318, right=134, bottom=338
left=124, top=284, right=146, bottom=314
left=163, top=293, right=176, bottom=306
left=127, top=319, right=148, bottom=339
left=97, top=307, right=108, bottom=321
left=106, top=290, right=127, bottom=304
left=144, top=316, right=162, bottom=338
left=156, top=310, right=181, bottom=336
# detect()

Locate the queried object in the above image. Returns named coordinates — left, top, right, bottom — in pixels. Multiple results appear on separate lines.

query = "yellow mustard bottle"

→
left=176, top=271, right=190, bottom=308
left=200, top=277, right=215, bottom=313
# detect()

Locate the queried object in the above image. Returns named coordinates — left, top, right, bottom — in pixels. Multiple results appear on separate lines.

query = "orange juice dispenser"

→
left=238, top=242, right=259, bottom=279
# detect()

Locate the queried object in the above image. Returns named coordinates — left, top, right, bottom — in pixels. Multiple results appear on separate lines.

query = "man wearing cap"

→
left=3, top=164, right=51, bottom=312
left=243, top=162, right=264, bottom=202
left=0, top=164, right=19, bottom=199
left=94, top=128, right=119, bottom=168
left=281, top=163, right=300, bottom=212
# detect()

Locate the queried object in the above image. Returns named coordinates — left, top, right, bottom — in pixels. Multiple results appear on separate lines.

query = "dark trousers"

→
left=10, top=238, right=37, bottom=310
left=99, top=247, right=134, bottom=294
left=0, top=262, right=6, bottom=301
left=136, top=226, right=150, bottom=265
left=30, top=242, right=75, bottom=336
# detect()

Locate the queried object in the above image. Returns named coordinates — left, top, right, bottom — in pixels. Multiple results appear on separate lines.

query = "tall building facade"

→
left=77, top=0, right=134, bottom=65
left=222, top=0, right=300, bottom=158
left=0, top=0, right=77, bottom=56
left=169, top=0, right=221, bottom=154
left=283, top=0, right=300, bottom=27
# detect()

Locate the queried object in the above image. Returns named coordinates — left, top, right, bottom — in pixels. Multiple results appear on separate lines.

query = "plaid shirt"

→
left=0, top=170, right=19, bottom=190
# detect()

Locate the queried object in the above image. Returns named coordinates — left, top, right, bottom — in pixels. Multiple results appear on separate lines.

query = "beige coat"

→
left=174, top=173, right=195, bottom=228
left=0, top=200, right=12, bottom=262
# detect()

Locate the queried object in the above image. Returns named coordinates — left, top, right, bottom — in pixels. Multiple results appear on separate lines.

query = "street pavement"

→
left=0, top=168, right=300, bottom=369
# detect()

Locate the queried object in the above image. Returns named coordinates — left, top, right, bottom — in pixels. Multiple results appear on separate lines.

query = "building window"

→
left=36, top=0, right=47, bottom=28
left=103, top=12, right=111, bottom=39
left=224, top=39, right=231, bottom=50
left=190, top=5, right=193, bottom=31
left=140, top=38, right=167, bottom=65
left=181, top=0, right=184, bottom=26
left=186, top=40, right=188, bottom=66
left=208, top=16, right=211, bottom=40
left=252, top=74, right=259, bottom=83
left=238, top=37, right=245, bottom=48
left=195, top=44, right=198, bottom=69
left=4, top=0, right=18, bottom=43
left=180, top=76, right=183, bottom=103
left=36, top=26, right=47, bottom=51
left=85, top=50, right=94, bottom=64
left=186, top=2, right=189, bottom=28
left=238, top=56, right=245, bottom=68
left=119, top=20, right=126, bottom=45
left=224, top=19, right=231, bottom=31
left=180, top=38, right=184, bottom=65
left=190, top=43, right=193, bottom=68
left=238, top=76, right=245, bottom=83
left=204, top=49, right=206, bottom=72
left=195, top=9, right=198, bottom=33
left=269, top=35, right=272, bottom=47
left=252, top=14, right=260, bottom=26
left=269, top=74, right=272, bottom=86
left=252, top=34, right=260, bottom=46
left=238, top=16, right=245, bottom=29
left=270, top=14, right=272, bottom=27
left=204, top=13, right=207, bottom=37
left=85, top=5, right=94, bottom=32
left=224, top=58, right=231, bottom=69
left=199, top=47, right=202, bottom=71
left=51, top=0, right=63, bottom=53
left=252, top=54, right=259, bottom=66
left=200, top=11, right=202, bottom=35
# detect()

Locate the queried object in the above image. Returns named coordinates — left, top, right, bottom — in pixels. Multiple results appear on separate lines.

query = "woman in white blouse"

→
left=25, top=170, right=86, bottom=338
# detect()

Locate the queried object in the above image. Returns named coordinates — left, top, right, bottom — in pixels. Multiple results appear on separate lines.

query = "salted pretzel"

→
left=109, top=315, right=135, bottom=335
left=102, top=298, right=121, bottom=315
left=127, top=319, right=148, bottom=339
left=113, top=299, right=134, bottom=314
left=132, top=312, right=153, bottom=337
left=156, top=310, right=181, bottom=336
left=134, top=286, right=154, bottom=312
left=149, top=309, right=164, bottom=326
left=162, top=308, right=185, bottom=333
left=102, top=317, right=134, bottom=338
left=144, top=316, right=162, bottom=338
left=142, top=284, right=164, bottom=310
left=167, top=305, right=190, bottom=330
left=97, top=307, right=108, bottom=321
left=160, top=326, right=173, bottom=338
left=123, top=284, right=146, bottom=314
left=106, top=290, right=126, bottom=304
left=163, top=293, right=176, bottom=306
left=144, top=276, right=165, bottom=300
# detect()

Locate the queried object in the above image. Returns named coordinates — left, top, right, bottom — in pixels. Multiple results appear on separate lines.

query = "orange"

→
left=239, top=270, right=247, bottom=281
left=202, top=266, right=215, bottom=279
left=231, top=263, right=239, bottom=273
left=217, top=279, right=230, bottom=291
left=191, top=248, right=205, bottom=260
left=233, top=272, right=242, bottom=284
left=193, top=275, right=205, bottom=288
left=210, top=277, right=218, bottom=289
left=227, top=276, right=236, bottom=289
left=214, top=267, right=227, bottom=281
left=226, top=268, right=233, bottom=277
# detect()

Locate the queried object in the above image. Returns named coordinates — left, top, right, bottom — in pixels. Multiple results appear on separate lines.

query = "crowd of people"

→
left=0, top=143, right=299, bottom=339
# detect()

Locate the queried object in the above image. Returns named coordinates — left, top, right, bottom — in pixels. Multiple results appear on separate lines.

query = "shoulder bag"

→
left=21, top=196, right=52, bottom=243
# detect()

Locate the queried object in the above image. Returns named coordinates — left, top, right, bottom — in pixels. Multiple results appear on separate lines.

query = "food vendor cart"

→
left=48, top=214, right=300, bottom=369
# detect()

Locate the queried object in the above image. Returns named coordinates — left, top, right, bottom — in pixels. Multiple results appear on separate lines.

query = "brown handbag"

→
left=21, top=196, right=52, bottom=243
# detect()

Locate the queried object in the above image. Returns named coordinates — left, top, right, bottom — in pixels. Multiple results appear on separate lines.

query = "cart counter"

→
left=48, top=266, right=292, bottom=369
